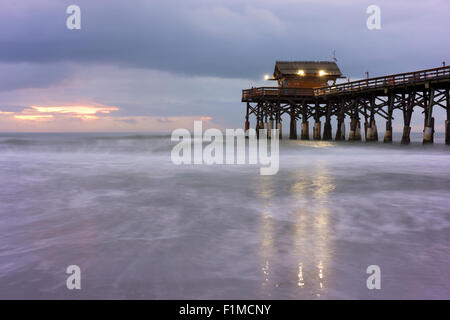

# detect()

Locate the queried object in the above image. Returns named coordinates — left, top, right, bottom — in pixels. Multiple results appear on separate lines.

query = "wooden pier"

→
left=242, top=62, right=450, bottom=144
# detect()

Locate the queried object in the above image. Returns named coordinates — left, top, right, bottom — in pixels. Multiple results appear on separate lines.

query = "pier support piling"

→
left=289, top=106, right=297, bottom=140
left=262, top=112, right=269, bottom=139
left=384, top=94, right=393, bottom=143
left=276, top=109, right=282, bottom=139
left=256, top=103, right=261, bottom=139
left=338, top=121, right=346, bottom=140
left=423, top=89, right=435, bottom=144
left=364, top=121, right=369, bottom=141
left=349, top=119, right=361, bottom=141
left=277, top=121, right=282, bottom=139
left=257, top=116, right=265, bottom=139
left=301, top=121, right=309, bottom=140
left=368, top=120, right=378, bottom=142
left=349, top=99, right=361, bottom=141
left=267, top=119, right=273, bottom=139
left=349, top=119, right=356, bottom=141
left=245, top=102, right=250, bottom=138
left=300, top=102, right=309, bottom=140
left=323, top=121, right=332, bottom=141
left=366, top=96, right=378, bottom=142
left=355, top=120, right=362, bottom=140
left=335, top=107, right=345, bottom=141
left=384, top=121, right=393, bottom=143
left=446, top=89, right=450, bottom=145
left=323, top=103, right=332, bottom=141
left=401, top=93, right=415, bottom=144
left=313, top=121, right=322, bottom=140
left=423, top=117, right=434, bottom=144
left=260, top=123, right=268, bottom=139
left=313, top=101, right=321, bottom=140
left=335, top=119, right=342, bottom=141
left=446, top=120, right=450, bottom=145
left=401, top=126, right=411, bottom=144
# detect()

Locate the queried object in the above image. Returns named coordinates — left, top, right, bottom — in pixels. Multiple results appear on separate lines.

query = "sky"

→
left=0, top=0, right=449, bottom=132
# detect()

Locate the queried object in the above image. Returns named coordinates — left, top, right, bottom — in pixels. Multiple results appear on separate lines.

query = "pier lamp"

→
left=319, top=70, right=327, bottom=76
left=297, top=70, right=305, bottom=76
left=264, top=74, right=270, bottom=80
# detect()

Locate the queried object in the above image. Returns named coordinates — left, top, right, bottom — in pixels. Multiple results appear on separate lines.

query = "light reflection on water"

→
left=256, top=162, right=336, bottom=298
left=291, top=163, right=335, bottom=298
left=256, top=176, right=276, bottom=296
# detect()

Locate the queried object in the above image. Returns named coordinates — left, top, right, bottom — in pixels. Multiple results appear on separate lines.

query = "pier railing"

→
left=313, top=66, right=450, bottom=96
left=242, top=87, right=314, bottom=100
left=242, top=66, right=450, bottom=101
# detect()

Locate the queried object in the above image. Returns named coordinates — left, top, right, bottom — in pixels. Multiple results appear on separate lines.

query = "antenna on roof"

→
left=332, top=50, right=337, bottom=63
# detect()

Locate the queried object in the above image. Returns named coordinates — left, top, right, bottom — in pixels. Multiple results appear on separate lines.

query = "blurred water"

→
left=0, top=132, right=449, bottom=299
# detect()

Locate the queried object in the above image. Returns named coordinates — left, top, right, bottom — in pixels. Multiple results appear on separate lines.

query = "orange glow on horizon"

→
left=31, top=105, right=119, bottom=115
left=14, top=115, right=54, bottom=121
left=5, top=104, right=120, bottom=122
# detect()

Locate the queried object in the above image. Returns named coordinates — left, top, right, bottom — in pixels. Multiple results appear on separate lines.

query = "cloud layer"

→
left=0, top=0, right=449, bottom=131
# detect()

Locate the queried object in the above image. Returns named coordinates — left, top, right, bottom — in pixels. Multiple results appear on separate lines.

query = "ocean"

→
left=0, top=132, right=449, bottom=299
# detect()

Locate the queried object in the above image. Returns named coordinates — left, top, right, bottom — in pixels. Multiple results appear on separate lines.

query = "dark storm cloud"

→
left=0, top=62, right=75, bottom=91
left=1, top=0, right=449, bottom=82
